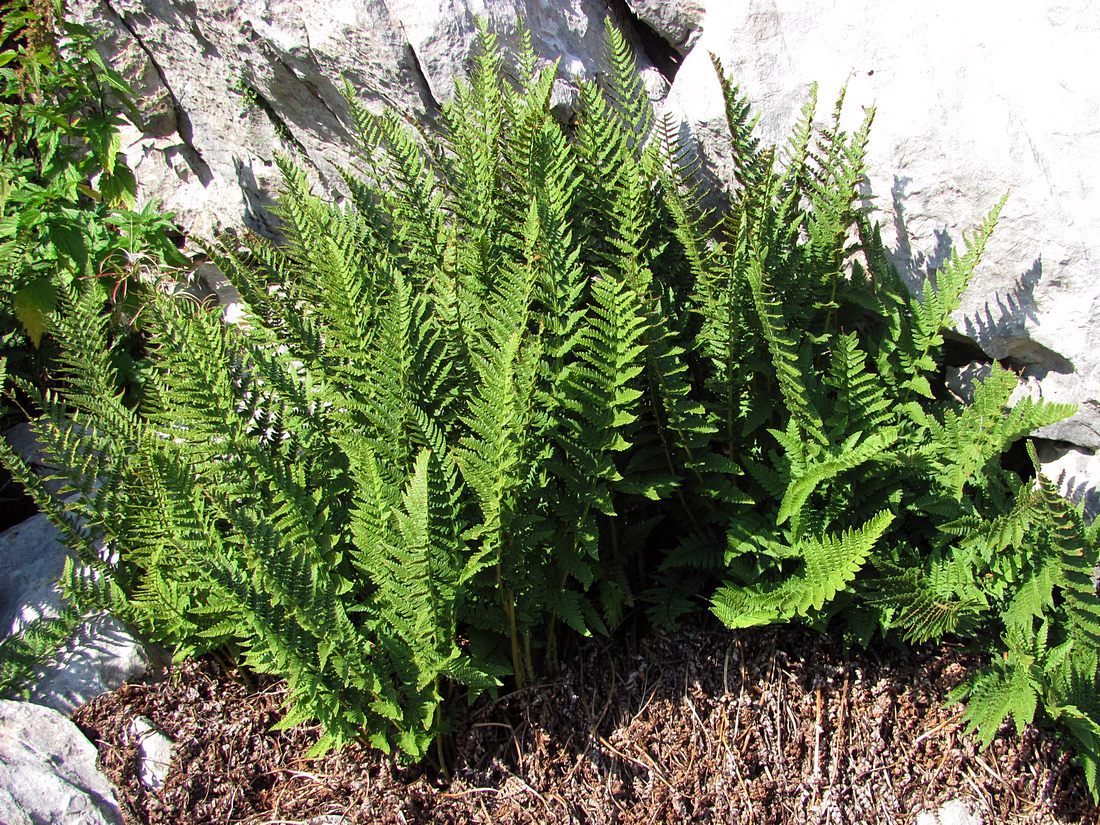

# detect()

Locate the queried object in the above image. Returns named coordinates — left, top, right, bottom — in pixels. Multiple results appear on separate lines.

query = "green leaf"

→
left=99, top=164, right=137, bottom=208
left=48, top=220, right=88, bottom=272
left=13, top=276, right=57, bottom=347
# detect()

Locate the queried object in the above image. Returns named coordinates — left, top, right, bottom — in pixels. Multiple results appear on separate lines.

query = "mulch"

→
left=72, top=618, right=1100, bottom=824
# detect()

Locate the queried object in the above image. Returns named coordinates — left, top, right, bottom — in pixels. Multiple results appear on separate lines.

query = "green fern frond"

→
left=956, top=660, right=1041, bottom=747
left=712, top=510, right=894, bottom=628
left=743, top=253, right=826, bottom=445
left=897, top=198, right=1006, bottom=398
left=824, top=331, right=894, bottom=437
left=602, top=19, right=652, bottom=148
left=777, top=428, right=898, bottom=532
left=710, top=54, right=769, bottom=191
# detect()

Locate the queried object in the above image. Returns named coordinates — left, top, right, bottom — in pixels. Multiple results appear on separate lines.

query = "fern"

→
left=664, top=56, right=1099, bottom=799
left=712, top=511, right=894, bottom=628
left=3, top=18, right=1098, bottom=794
left=0, top=20, right=679, bottom=755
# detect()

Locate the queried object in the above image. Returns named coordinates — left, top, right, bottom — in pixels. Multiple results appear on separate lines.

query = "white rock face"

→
left=0, top=514, right=162, bottom=712
left=70, top=0, right=662, bottom=239
left=0, top=699, right=124, bottom=825
left=663, top=0, right=1100, bottom=451
left=71, top=0, right=424, bottom=238
left=1039, top=442, right=1100, bottom=522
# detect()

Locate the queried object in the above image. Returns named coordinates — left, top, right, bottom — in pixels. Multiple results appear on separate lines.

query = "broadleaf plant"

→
left=0, top=0, right=186, bottom=390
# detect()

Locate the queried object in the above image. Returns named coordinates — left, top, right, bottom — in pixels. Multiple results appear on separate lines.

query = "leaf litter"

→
left=73, top=619, right=1100, bottom=824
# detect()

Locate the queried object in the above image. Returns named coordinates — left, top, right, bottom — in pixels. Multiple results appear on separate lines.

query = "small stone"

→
left=938, top=799, right=982, bottom=825
left=129, top=715, right=175, bottom=790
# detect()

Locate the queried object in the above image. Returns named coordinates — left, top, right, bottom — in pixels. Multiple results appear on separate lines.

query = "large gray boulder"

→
left=662, top=0, right=1100, bottom=453
left=0, top=514, right=162, bottom=713
left=0, top=699, right=124, bottom=825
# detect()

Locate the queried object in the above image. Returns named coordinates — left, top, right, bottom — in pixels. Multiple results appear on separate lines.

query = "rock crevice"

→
left=99, top=0, right=214, bottom=185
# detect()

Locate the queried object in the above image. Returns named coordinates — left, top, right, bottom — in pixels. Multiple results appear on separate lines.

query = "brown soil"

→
left=73, top=620, right=1100, bottom=824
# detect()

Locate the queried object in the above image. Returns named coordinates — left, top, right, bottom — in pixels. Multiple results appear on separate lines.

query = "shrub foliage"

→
left=3, top=18, right=1099, bottom=794
left=0, top=0, right=187, bottom=393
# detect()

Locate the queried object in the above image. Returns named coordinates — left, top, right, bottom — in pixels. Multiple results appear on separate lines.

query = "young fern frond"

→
left=776, top=427, right=898, bottom=534
left=896, top=198, right=1006, bottom=400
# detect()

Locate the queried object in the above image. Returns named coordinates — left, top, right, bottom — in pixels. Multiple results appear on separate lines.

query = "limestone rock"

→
left=129, top=715, right=175, bottom=790
left=0, top=515, right=162, bottom=712
left=625, top=0, right=705, bottom=53
left=0, top=699, right=124, bottom=825
left=1038, top=442, right=1100, bottom=522
left=0, top=514, right=68, bottom=636
left=663, top=0, right=1100, bottom=454
left=68, top=0, right=663, bottom=239
left=26, top=612, right=161, bottom=715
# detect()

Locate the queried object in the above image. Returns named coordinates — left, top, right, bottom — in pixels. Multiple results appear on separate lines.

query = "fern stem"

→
left=498, top=570, right=526, bottom=689
left=434, top=676, right=451, bottom=780
left=523, top=633, right=534, bottom=685
left=545, top=617, right=559, bottom=673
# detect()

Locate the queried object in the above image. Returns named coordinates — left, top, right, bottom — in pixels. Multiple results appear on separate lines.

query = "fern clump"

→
left=1, top=20, right=671, bottom=759
left=2, top=17, right=1099, bottom=795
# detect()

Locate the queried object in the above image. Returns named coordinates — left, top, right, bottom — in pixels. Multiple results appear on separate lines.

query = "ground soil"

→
left=73, top=619, right=1100, bottom=824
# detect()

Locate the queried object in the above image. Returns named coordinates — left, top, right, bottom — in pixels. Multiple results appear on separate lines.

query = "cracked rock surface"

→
left=69, top=0, right=1100, bottom=491
left=69, top=0, right=662, bottom=239
left=0, top=699, right=124, bottom=825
